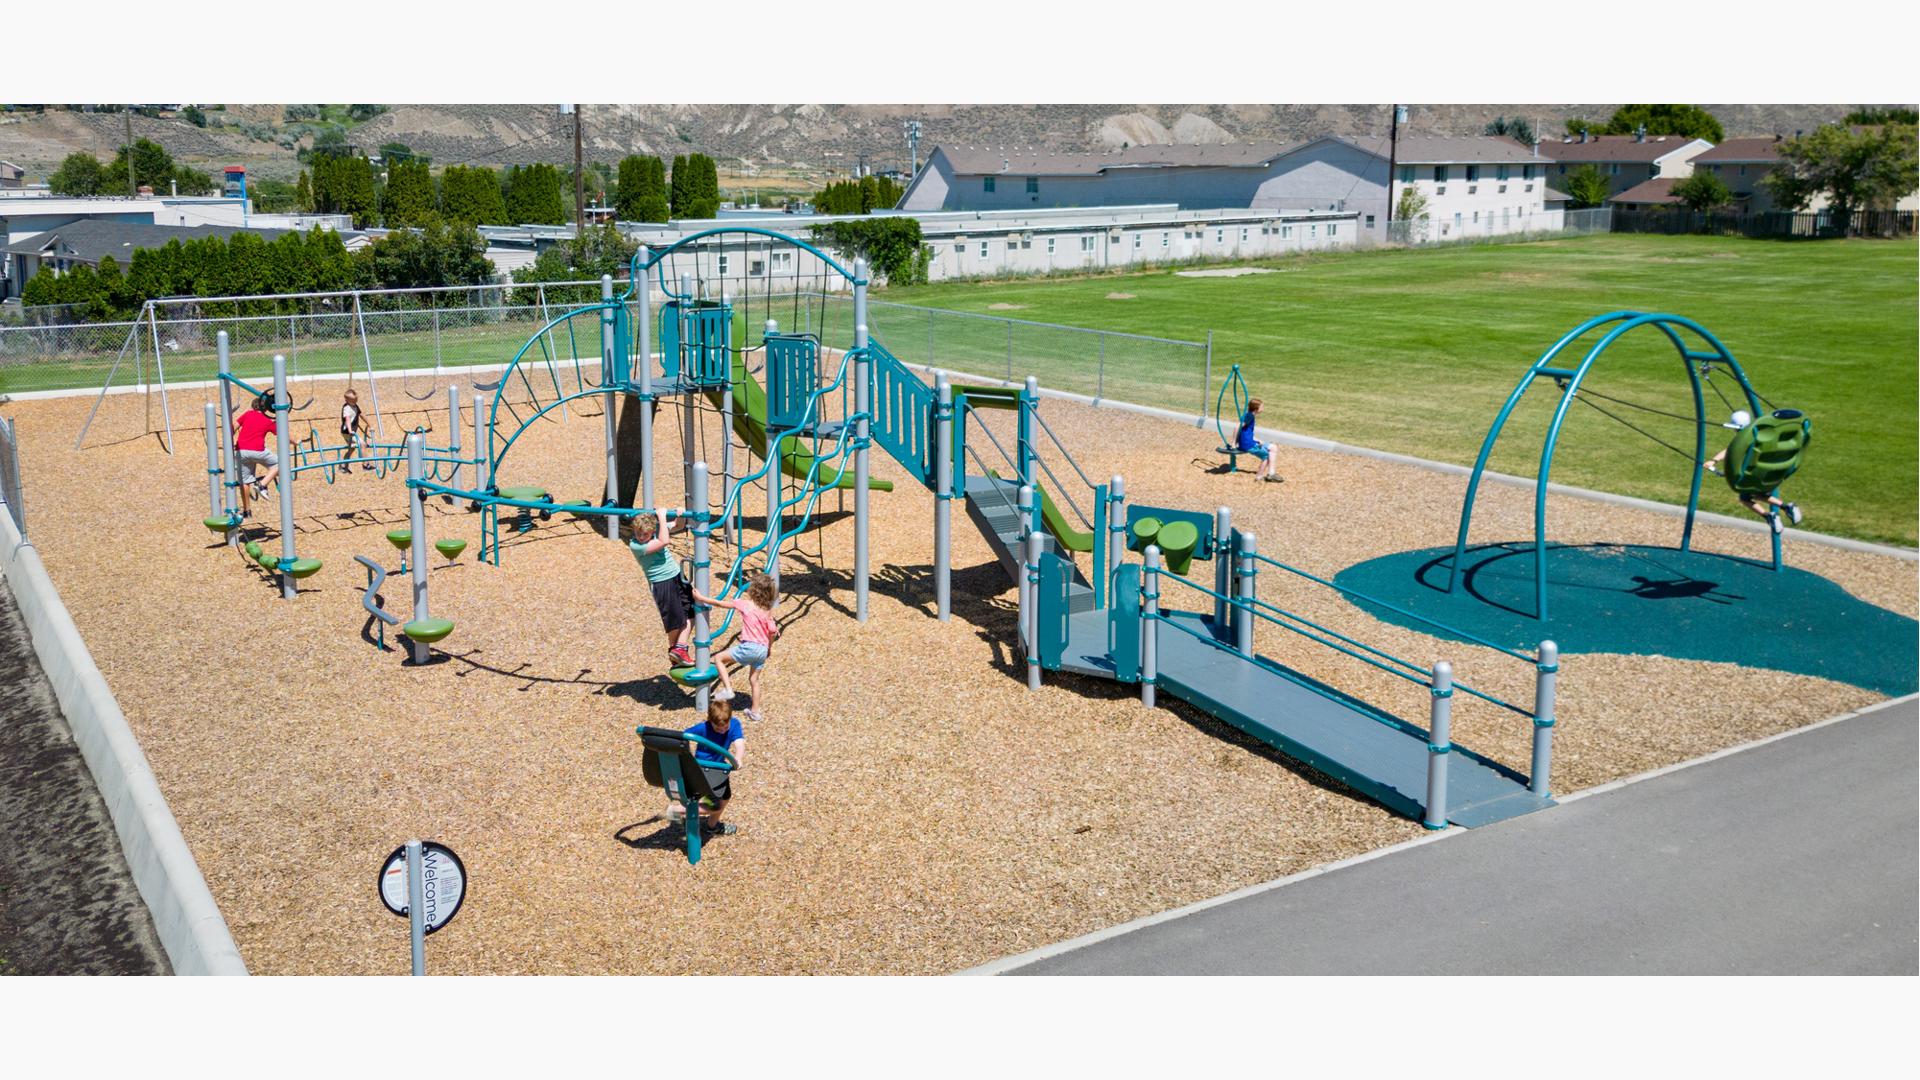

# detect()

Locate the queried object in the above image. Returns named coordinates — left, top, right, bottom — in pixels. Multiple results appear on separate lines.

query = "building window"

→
left=1047, top=237, right=1055, bottom=254
left=750, top=258, right=765, bottom=275
left=1497, top=165, right=1510, bottom=181
left=1364, top=214, right=1375, bottom=228
left=770, top=251, right=793, bottom=273
left=1525, top=183, right=1534, bottom=192
left=1281, top=225, right=1291, bottom=239
left=1609, top=164, right=1620, bottom=176
left=1309, top=224, right=1318, bottom=237
left=1240, top=227, right=1248, bottom=242
left=1216, top=229, right=1224, bottom=243
left=1472, top=211, right=1479, bottom=223
left=1162, top=232, right=1169, bottom=248
left=955, top=242, right=965, bottom=255
left=1399, top=165, right=1414, bottom=183
left=1026, top=176, right=1038, bottom=193
left=1021, top=237, right=1032, bottom=250
left=979, top=241, right=988, bottom=258
left=984, top=176, right=995, bottom=192
left=1739, top=165, right=1747, bottom=177
left=717, top=254, right=730, bottom=276
left=1523, top=164, right=1536, bottom=180
left=1557, top=164, right=1566, bottom=175
left=1498, top=184, right=1507, bottom=193
left=1433, top=165, right=1448, bottom=183
left=1328, top=223, right=1337, bottom=237
left=1453, top=212, right=1462, bottom=229
left=1133, top=234, right=1142, bottom=250
left=1468, top=185, right=1478, bottom=195
left=1436, top=186, right=1447, bottom=196
left=1081, top=236, right=1095, bottom=252
left=1465, top=165, right=1479, bottom=182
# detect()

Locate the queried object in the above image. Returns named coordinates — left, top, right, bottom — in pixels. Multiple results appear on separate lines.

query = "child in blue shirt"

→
left=1236, top=398, right=1281, bottom=483
left=665, top=699, right=745, bottom=835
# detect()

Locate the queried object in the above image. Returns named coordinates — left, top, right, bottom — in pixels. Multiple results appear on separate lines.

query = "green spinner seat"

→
left=401, top=616, right=455, bottom=644
left=1129, top=516, right=1162, bottom=553
left=284, top=557, right=323, bottom=579
left=434, top=538, right=468, bottom=563
left=669, top=664, right=721, bottom=687
left=1723, top=409, right=1811, bottom=496
left=1155, top=520, right=1200, bottom=576
left=203, top=514, right=239, bottom=535
left=386, top=529, right=412, bottom=550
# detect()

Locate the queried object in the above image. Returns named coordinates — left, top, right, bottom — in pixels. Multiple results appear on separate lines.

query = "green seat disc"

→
left=1156, top=520, right=1200, bottom=576
left=434, top=539, right=468, bottom=561
left=1129, top=516, right=1162, bottom=553
left=401, top=617, right=455, bottom=643
left=669, top=664, right=720, bottom=687
left=496, top=486, right=548, bottom=502
left=284, top=557, right=323, bottom=579
left=204, top=516, right=236, bottom=533
left=386, top=529, right=412, bottom=549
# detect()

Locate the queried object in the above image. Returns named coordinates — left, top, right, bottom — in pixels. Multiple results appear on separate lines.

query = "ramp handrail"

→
left=1248, top=552, right=1541, bottom=666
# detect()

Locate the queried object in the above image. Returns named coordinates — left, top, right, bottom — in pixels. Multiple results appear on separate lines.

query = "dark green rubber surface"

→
left=1334, top=542, right=1918, bottom=697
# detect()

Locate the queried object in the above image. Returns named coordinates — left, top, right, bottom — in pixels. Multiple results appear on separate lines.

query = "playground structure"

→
left=1449, top=311, right=1810, bottom=621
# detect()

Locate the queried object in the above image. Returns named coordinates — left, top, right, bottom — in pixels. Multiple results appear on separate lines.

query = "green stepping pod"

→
left=669, top=664, right=720, bottom=687
left=245, top=540, right=263, bottom=562
left=284, top=557, right=323, bottom=579
left=386, top=529, right=412, bottom=550
left=401, top=617, right=455, bottom=644
left=1722, top=410, right=1810, bottom=496
left=1156, top=520, right=1200, bottom=576
left=1129, top=517, right=1162, bottom=553
left=434, top=538, right=468, bottom=561
left=259, top=553, right=279, bottom=571
left=204, top=516, right=236, bottom=533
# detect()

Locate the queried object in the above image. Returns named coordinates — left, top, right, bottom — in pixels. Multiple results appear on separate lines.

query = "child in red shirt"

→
left=232, top=394, right=280, bottom=516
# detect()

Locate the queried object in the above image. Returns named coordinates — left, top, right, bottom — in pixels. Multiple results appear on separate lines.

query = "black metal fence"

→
left=1611, top=208, right=1917, bottom=239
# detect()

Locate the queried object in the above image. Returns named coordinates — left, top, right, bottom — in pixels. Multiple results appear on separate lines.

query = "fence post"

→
left=1005, top=321, right=1013, bottom=384
left=1140, top=545, right=1160, bottom=708
left=1199, top=329, right=1213, bottom=428
left=1235, top=530, right=1256, bottom=658
left=1424, top=661, right=1453, bottom=830
left=1531, top=640, right=1558, bottom=797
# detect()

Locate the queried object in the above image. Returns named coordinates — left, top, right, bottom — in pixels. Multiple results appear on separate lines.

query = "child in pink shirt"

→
left=691, top=572, right=779, bottom=722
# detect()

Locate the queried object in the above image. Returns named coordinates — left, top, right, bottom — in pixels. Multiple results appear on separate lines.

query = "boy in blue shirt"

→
left=665, top=699, right=745, bottom=836
left=1236, top=398, right=1281, bottom=483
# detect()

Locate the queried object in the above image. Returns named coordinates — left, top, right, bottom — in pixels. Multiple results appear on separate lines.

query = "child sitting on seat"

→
left=338, top=389, right=369, bottom=474
left=691, top=572, right=780, bottom=724
left=665, top=698, right=744, bottom=836
left=1705, top=410, right=1803, bottom=535
left=625, top=508, right=694, bottom=666
left=1236, top=398, right=1280, bottom=483
left=232, top=393, right=280, bottom=517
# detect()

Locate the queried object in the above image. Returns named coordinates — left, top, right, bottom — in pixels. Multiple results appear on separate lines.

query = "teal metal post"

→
left=854, top=260, right=871, bottom=623
left=1026, top=528, right=1043, bottom=692
left=600, top=274, right=619, bottom=539
left=1424, top=661, right=1454, bottom=829
left=1531, top=641, right=1558, bottom=796
left=1140, top=545, right=1160, bottom=708
left=1090, top=481, right=1108, bottom=610
left=1017, top=485, right=1035, bottom=653
left=1018, top=375, right=1037, bottom=489
left=272, top=355, right=296, bottom=601
left=692, top=461, right=712, bottom=714
left=216, top=332, right=239, bottom=546
left=637, top=246, right=655, bottom=514
left=934, top=373, right=953, bottom=621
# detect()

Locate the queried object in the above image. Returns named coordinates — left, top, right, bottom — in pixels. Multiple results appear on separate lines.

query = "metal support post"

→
left=637, top=247, right=655, bottom=513
left=691, top=461, right=713, bottom=714
left=1107, top=475, right=1127, bottom=586
left=471, top=392, right=487, bottom=504
left=1026, top=530, right=1043, bottom=691
left=203, top=403, right=222, bottom=520
left=1141, top=545, right=1160, bottom=708
left=272, top=355, right=296, bottom=600
left=601, top=275, right=619, bottom=539
left=149, top=303, right=175, bottom=454
left=1020, top=375, right=1038, bottom=488
left=1016, top=485, right=1035, bottom=651
left=934, top=373, right=953, bottom=621
left=1424, top=661, right=1454, bottom=830
left=217, top=332, right=239, bottom=544
left=1531, top=641, right=1558, bottom=796
left=1212, top=506, right=1232, bottom=631
left=353, top=292, right=384, bottom=440
left=1235, top=530, right=1257, bottom=658
left=405, top=839, right=426, bottom=976
left=446, top=386, right=462, bottom=497
left=407, top=433, right=430, bottom=665
left=853, top=259, right=871, bottom=623
left=680, top=273, right=696, bottom=502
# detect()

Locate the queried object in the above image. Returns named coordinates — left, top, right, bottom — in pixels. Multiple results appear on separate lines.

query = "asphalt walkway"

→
left=994, top=696, right=1918, bottom=975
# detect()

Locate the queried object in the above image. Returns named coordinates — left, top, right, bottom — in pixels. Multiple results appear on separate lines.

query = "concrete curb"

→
left=0, top=510, right=246, bottom=975
left=910, top=361, right=1919, bottom=563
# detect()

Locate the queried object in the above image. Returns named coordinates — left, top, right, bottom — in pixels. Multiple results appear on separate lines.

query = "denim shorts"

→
left=732, top=640, right=769, bottom=668
left=1245, top=443, right=1270, bottom=461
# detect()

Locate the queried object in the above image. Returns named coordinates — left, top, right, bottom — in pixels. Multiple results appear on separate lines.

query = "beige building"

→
left=1537, top=132, right=1713, bottom=198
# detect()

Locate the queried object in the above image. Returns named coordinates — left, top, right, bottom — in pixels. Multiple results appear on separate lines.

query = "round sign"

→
left=378, top=842, right=468, bottom=935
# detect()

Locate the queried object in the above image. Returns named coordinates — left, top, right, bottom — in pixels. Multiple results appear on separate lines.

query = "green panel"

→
left=1109, top=563, right=1142, bottom=683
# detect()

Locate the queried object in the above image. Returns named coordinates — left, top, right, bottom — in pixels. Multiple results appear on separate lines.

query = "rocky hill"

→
left=0, top=103, right=1882, bottom=182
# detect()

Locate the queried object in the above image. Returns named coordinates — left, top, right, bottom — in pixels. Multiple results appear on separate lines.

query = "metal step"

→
left=963, top=477, right=1094, bottom=612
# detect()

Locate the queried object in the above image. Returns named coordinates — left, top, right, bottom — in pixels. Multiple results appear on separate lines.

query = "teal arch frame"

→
left=1448, top=311, right=1771, bottom=622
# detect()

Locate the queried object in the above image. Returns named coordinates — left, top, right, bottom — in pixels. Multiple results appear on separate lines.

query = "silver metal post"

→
left=680, top=273, right=696, bottom=502
left=1235, top=530, right=1256, bottom=658
left=638, top=247, right=655, bottom=513
left=934, top=373, right=953, bottom=621
left=407, top=433, right=429, bottom=665
left=601, top=274, right=618, bottom=539
left=272, top=355, right=296, bottom=600
left=1107, top=475, right=1126, bottom=585
left=446, top=386, right=462, bottom=497
left=354, top=292, right=384, bottom=440
left=1425, top=661, right=1454, bottom=830
left=405, top=839, right=426, bottom=976
left=471, top=393, right=487, bottom=500
left=203, top=403, right=221, bottom=519
left=691, top=461, right=712, bottom=713
left=1212, top=506, right=1232, bottom=630
left=217, top=332, right=239, bottom=544
left=1026, top=529, right=1044, bottom=691
left=1141, top=545, right=1160, bottom=708
left=1531, top=641, right=1558, bottom=796
left=1017, top=485, right=1035, bottom=651
left=853, top=258, right=871, bottom=623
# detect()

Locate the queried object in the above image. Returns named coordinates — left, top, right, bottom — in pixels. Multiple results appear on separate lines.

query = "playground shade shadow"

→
left=1333, top=542, right=1918, bottom=697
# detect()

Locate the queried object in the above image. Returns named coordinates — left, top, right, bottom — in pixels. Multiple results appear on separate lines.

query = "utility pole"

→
left=125, top=108, right=137, bottom=197
left=905, top=119, right=924, bottom=177
left=1384, top=104, right=1407, bottom=228
left=566, top=104, right=585, bottom=238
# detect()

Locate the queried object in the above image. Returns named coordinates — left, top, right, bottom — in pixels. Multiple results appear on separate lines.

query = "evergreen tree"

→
left=295, top=170, right=313, bottom=212
left=638, top=156, right=669, bottom=222
left=693, top=154, right=721, bottom=217
left=615, top=155, right=651, bottom=221
left=48, top=152, right=105, bottom=195
left=669, top=154, right=691, bottom=219
left=1601, top=104, right=1724, bottom=143
left=380, top=159, right=436, bottom=227
left=440, top=165, right=507, bottom=225
left=1563, top=164, right=1614, bottom=209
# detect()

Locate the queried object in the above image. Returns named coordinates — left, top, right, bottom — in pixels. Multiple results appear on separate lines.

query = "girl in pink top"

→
left=691, top=572, right=779, bottom=722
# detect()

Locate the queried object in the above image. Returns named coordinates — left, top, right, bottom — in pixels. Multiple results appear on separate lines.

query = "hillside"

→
left=0, top=103, right=1881, bottom=184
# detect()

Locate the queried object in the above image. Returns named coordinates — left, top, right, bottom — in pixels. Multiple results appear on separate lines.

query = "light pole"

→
left=905, top=120, right=924, bottom=177
left=1385, top=104, right=1408, bottom=229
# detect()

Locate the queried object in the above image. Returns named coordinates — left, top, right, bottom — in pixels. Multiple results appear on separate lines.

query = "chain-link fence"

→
left=0, top=414, right=23, bottom=539
left=1379, top=207, right=1612, bottom=248
left=805, top=294, right=1215, bottom=420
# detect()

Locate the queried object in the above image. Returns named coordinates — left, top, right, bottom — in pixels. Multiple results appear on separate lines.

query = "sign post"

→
left=378, top=840, right=467, bottom=975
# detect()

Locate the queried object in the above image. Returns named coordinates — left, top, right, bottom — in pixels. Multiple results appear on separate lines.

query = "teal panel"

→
left=1039, top=550, right=1072, bottom=670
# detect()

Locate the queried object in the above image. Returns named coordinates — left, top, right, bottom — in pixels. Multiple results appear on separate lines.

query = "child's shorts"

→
left=1246, top=443, right=1271, bottom=461
left=651, top=576, right=694, bottom=632
left=732, top=640, right=770, bottom=668
left=239, top=447, right=278, bottom=469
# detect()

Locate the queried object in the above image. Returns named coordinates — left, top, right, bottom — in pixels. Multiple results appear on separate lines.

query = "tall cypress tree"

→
left=380, top=159, right=435, bottom=227
left=669, top=154, right=691, bottom=219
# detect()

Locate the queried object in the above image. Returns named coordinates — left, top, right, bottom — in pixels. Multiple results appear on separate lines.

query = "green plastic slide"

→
left=988, top=469, right=1093, bottom=553
left=704, top=355, right=893, bottom=493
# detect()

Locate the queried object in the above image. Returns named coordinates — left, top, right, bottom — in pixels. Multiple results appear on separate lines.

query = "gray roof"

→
left=935, top=142, right=1293, bottom=176
left=1692, top=137, right=1784, bottom=164
left=1534, top=134, right=1707, bottom=163
left=1331, top=134, right=1547, bottom=164
left=2, top=220, right=308, bottom=263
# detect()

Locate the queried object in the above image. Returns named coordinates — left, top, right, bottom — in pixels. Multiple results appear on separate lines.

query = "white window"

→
left=717, top=254, right=730, bottom=276
left=750, top=258, right=765, bottom=276
left=1328, top=223, right=1337, bottom=237
left=1162, top=232, right=1169, bottom=248
left=1215, top=229, right=1224, bottom=243
left=1498, top=184, right=1508, bottom=193
left=1364, top=215, right=1375, bottom=228
left=1281, top=225, right=1291, bottom=239
left=979, top=241, right=988, bottom=258
left=1133, top=234, right=1142, bottom=250
left=1468, top=185, right=1478, bottom=195
left=1080, top=236, right=1095, bottom=252
left=770, top=251, right=793, bottom=273
left=1047, top=237, right=1055, bottom=254
left=1453, top=212, right=1463, bottom=229
left=1437, top=186, right=1447, bottom=196
left=1309, top=224, right=1317, bottom=237
left=1021, top=237, right=1031, bottom=250
left=954, top=242, right=964, bottom=255
left=1472, top=211, right=1479, bottom=223
left=1240, top=227, right=1248, bottom=242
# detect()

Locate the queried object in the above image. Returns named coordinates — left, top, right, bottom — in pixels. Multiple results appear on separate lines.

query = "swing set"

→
left=1449, top=311, right=1812, bottom=622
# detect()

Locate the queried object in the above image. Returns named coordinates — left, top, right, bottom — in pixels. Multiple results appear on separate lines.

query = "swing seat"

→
left=434, top=539, right=468, bottom=561
left=401, top=616, right=455, bottom=644
left=1215, top=445, right=1244, bottom=472
left=1723, top=410, right=1810, bottom=496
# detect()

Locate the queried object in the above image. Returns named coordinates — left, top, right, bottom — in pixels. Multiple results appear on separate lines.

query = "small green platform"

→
left=401, top=617, right=455, bottom=643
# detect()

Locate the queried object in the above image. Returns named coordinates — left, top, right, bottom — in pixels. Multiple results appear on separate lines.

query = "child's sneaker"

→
left=1770, top=513, right=1784, bottom=535
left=1785, top=502, right=1803, bottom=525
left=742, top=708, right=763, bottom=723
left=702, top=822, right=737, bottom=837
left=712, top=686, right=735, bottom=702
left=668, top=645, right=692, bottom=666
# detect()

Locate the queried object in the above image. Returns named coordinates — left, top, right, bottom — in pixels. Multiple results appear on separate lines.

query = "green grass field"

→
left=880, top=234, right=1918, bottom=546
